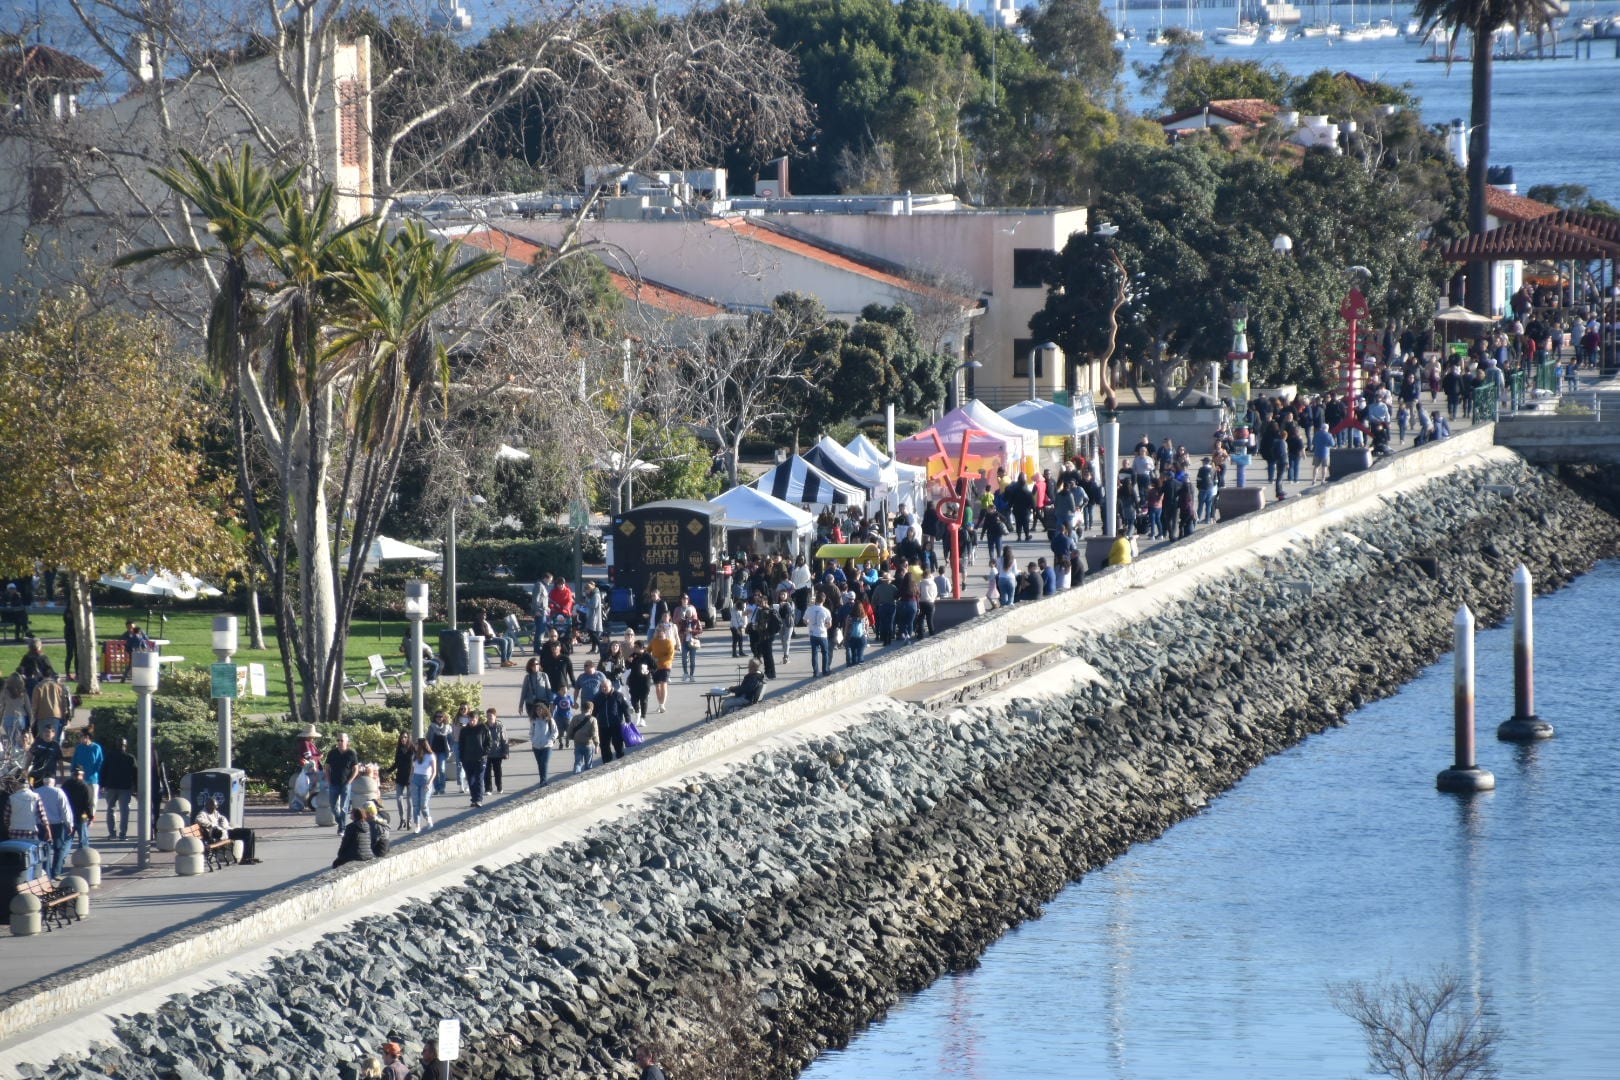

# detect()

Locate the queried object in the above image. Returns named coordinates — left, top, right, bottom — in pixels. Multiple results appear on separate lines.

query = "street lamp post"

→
left=405, top=581, right=430, bottom=740
left=445, top=494, right=486, bottom=631
left=1028, top=341, right=1057, bottom=402
left=948, top=359, right=982, bottom=411
left=132, top=651, right=159, bottom=869
left=211, top=615, right=237, bottom=768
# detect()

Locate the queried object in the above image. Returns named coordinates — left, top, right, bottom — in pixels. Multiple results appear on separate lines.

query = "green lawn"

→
left=0, top=605, right=418, bottom=712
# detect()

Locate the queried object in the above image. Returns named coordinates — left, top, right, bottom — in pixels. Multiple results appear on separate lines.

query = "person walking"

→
left=100, top=736, right=136, bottom=840
left=626, top=642, right=654, bottom=720
left=482, top=707, right=508, bottom=794
left=648, top=620, right=678, bottom=713
left=427, top=712, right=455, bottom=796
left=676, top=597, right=702, bottom=681
left=458, top=713, right=491, bottom=808
left=63, top=766, right=94, bottom=853
left=324, top=733, right=361, bottom=834
left=36, top=776, right=73, bottom=879
left=568, top=700, right=597, bottom=773
left=804, top=593, right=832, bottom=676
left=408, top=738, right=436, bottom=832
left=529, top=701, right=556, bottom=787
left=390, top=732, right=413, bottom=828
left=71, top=729, right=103, bottom=816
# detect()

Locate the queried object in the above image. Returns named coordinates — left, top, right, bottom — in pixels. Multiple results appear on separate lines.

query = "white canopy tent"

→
left=341, top=535, right=440, bottom=568
left=711, top=486, right=816, bottom=556
left=845, top=433, right=927, bottom=509
left=753, top=455, right=866, bottom=506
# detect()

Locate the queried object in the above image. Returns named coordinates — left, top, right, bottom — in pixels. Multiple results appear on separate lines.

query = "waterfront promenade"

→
left=0, top=390, right=1586, bottom=1059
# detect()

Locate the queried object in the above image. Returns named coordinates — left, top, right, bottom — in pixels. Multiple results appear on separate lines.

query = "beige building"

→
left=0, top=39, right=373, bottom=321
left=483, top=192, right=1090, bottom=407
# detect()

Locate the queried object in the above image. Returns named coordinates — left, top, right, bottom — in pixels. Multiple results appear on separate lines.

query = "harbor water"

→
left=1118, top=3, right=1620, bottom=206
left=806, top=559, right=1620, bottom=1079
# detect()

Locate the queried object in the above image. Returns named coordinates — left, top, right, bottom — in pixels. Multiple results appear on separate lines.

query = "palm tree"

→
left=117, top=151, right=500, bottom=727
left=1414, top=0, right=1561, bottom=314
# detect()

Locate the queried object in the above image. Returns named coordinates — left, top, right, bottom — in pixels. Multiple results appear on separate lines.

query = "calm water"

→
left=15, top=0, right=1620, bottom=204
left=806, top=559, right=1620, bottom=1080
left=1119, top=5, right=1620, bottom=206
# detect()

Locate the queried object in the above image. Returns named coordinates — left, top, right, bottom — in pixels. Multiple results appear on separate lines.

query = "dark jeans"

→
left=629, top=679, right=649, bottom=718
left=731, top=627, right=745, bottom=657
left=483, top=757, right=503, bottom=793
left=105, top=787, right=132, bottom=837
left=917, top=601, right=934, bottom=637
left=877, top=602, right=896, bottom=644
left=465, top=761, right=486, bottom=806
left=599, top=718, right=625, bottom=762
left=532, top=747, right=551, bottom=786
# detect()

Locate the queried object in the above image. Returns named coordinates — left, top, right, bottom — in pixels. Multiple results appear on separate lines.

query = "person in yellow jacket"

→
left=646, top=619, right=678, bottom=714
left=1106, top=529, right=1135, bottom=567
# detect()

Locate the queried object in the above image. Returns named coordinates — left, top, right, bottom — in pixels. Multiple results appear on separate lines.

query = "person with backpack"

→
left=568, top=698, right=598, bottom=773
left=843, top=594, right=871, bottom=667
left=747, top=596, right=779, bottom=680
left=1196, top=457, right=1217, bottom=523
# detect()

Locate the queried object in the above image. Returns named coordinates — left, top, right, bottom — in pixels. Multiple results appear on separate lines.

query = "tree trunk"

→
left=67, top=572, right=99, bottom=696
left=247, top=580, right=266, bottom=651
left=1465, top=33, right=1493, bottom=316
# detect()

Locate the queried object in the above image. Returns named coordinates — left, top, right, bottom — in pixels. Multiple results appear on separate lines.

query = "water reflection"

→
left=806, top=562, right=1620, bottom=1080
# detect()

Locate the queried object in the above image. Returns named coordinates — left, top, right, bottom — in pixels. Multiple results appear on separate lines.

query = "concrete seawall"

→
left=7, top=427, right=1620, bottom=1078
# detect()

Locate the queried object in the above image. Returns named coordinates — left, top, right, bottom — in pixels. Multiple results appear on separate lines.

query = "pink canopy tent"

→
left=894, top=399, right=1040, bottom=498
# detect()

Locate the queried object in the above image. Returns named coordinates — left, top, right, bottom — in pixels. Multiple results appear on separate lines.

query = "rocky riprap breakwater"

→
left=22, top=458, right=1620, bottom=1080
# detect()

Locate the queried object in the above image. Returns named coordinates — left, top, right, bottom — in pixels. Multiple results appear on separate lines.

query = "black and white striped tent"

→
left=753, top=455, right=867, bottom=506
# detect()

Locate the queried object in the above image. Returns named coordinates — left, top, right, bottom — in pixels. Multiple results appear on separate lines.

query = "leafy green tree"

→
left=1137, top=38, right=1293, bottom=113
left=120, top=153, right=501, bottom=727
left=1020, top=0, right=1124, bottom=100
left=1525, top=183, right=1620, bottom=220
left=0, top=295, right=231, bottom=692
left=1413, top=0, right=1562, bottom=313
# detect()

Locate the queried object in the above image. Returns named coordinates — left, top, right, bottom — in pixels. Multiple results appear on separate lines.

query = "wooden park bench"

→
left=178, top=823, right=237, bottom=872
left=17, top=876, right=81, bottom=932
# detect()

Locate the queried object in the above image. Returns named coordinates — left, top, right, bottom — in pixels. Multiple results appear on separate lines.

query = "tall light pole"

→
left=132, top=651, right=159, bottom=869
left=1028, top=341, right=1057, bottom=402
left=445, top=493, right=485, bottom=631
left=211, top=615, right=237, bottom=768
left=405, top=581, right=430, bottom=740
left=948, top=359, right=981, bottom=411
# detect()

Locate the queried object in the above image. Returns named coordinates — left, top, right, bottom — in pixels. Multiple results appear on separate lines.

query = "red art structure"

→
left=915, top=425, right=991, bottom=599
left=1330, top=287, right=1372, bottom=440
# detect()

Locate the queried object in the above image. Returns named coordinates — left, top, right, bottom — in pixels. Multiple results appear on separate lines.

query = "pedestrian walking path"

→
left=0, top=424, right=1460, bottom=1004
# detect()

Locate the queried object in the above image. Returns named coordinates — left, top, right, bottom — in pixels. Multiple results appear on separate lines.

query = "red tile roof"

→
left=457, top=228, right=728, bottom=318
left=705, top=218, right=976, bottom=306
left=0, top=44, right=104, bottom=84
left=1156, top=98, right=1280, bottom=128
left=1442, top=210, right=1620, bottom=262
left=1484, top=186, right=1560, bottom=224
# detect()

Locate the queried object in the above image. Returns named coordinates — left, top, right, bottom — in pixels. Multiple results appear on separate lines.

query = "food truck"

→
left=607, top=500, right=727, bottom=628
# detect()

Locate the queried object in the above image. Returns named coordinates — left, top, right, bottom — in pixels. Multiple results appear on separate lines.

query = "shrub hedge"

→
left=89, top=702, right=415, bottom=794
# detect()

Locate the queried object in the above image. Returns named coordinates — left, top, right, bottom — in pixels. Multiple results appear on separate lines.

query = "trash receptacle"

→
left=467, top=635, right=486, bottom=676
left=185, top=768, right=247, bottom=828
left=438, top=629, right=469, bottom=677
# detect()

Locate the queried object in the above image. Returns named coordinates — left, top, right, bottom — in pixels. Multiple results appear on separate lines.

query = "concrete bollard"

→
left=62, top=875, right=90, bottom=918
left=1438, top=605, right=1496, bottom=793
left=9, top=891, right=41, bottom=936
left=174, top=835, right=206, bottom=876
left=163, top=797, right=192, bottom=819
left=352, top=774, right=380, bottom=805
left=70, top=846, right=102, bottom=887
left=1499, top=563, right=1554, bottom=741
left=155, top=813, right=186, bottom=852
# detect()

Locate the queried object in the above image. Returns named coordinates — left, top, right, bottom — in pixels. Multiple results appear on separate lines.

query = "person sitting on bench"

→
left=720, top=660, right=767, bottom=715
left=193, top=797, right=260, bottom=864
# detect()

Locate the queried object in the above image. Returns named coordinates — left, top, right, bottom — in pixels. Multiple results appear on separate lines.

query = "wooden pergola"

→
left=1442, top=210, right=1620, bottom=370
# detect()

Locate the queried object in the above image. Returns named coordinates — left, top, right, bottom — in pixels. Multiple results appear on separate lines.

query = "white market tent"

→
left=753, top=455, right=866, bottom=506
left=845, top=433, right=927, bottom=509
left=803, top=437, right=890, bottom=497
left=711, top=486, right=816, bottom=556
left=1000, top=399, right=1085, bottom=472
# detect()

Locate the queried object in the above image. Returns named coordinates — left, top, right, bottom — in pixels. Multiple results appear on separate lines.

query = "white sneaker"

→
left=657, top=704, right=667, bottom=713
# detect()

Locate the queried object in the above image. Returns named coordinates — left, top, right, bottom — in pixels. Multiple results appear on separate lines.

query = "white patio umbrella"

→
left=343, top=535, right=440, bottom=566
left=100, top=569, right=222, bottom=599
